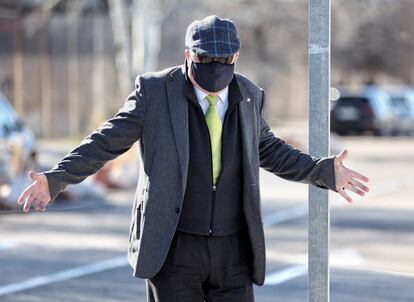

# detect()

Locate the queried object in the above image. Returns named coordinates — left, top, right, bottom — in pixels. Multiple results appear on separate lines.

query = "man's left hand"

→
left=333, top=149, right=369, bottom=203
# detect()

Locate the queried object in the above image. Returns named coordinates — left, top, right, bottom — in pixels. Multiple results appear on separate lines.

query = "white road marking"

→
left=329, top=248, right=364, bottom=266
left=0, top=241, right=16, bottom=251
left=0, top=255, right=128, bottom=296
left=264, top=264, right=307, bottom=286
left=264, top=248, right=364, bottom=286
left=342, top=266, right=414, bottom=278
left=263, top=205, right=308, bottom=226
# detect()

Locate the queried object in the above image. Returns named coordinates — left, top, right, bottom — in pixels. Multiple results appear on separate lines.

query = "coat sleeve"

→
left=43, top=75, right=147, bottom=203
left=258, top=90, right=338, bottom=192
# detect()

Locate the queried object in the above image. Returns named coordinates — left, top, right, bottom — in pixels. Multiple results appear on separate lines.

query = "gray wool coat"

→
left=43, top=64, right=338, bottom=286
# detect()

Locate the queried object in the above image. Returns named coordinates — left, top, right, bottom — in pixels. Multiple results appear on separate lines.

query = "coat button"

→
left=175, top=207, right=180, bottom=214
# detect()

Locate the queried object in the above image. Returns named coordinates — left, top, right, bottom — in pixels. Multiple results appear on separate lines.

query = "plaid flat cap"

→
left=185, top=15, right=240, bottom=57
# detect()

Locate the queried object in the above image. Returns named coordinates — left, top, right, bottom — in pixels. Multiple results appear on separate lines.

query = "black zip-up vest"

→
left=176, top=76, right=247, bottom=236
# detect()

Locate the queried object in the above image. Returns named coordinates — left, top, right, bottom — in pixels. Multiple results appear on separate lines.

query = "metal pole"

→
left=308, top=0, right=331, bottom=301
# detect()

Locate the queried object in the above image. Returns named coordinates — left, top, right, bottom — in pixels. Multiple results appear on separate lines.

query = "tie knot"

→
left=205, top=95, right=218, bottom=106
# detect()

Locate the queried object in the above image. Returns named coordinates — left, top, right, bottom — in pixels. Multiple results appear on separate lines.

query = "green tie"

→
left=205, top=95, right=222, bottom=185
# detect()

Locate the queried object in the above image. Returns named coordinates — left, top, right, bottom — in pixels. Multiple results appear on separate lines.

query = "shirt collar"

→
left=193, top=85, right=229, bottom=104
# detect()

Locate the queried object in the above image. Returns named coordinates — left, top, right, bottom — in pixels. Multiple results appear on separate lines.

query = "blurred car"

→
left=387, top=87, right=414, bottom=135
left=330, top=86, right=394, bottom=136
left=0, top=91, right=37, bottom=208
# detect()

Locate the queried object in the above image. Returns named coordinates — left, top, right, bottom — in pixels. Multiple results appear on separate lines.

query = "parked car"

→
left=0, top=91, right=37, bottom=208
left=386, top=87, right=414, bottom=135
left=330, top=86, right=394, bottom=136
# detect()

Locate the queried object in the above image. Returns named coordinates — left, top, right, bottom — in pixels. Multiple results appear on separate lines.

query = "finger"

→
left=18, top=187, right=31, bottom=205
left=36, top=194, right=47, bottom=209
left=24, top=191, right=44, bottom=212
left=339, top=187, right=353, bottom=203
left=349, top=169, right=369, bottom=182
left=23, top=194, right=33, bottom=213
left=32, top=198, right=41, bottom=211
left=336, top=149, right=348, bottom=162
left=29, top=170, right=42, bottom=181
left=345, top=183, right=365, bottom=196
left=349, top=179, right=369, bottom=192
left=39, top=201, right=46, bottom=211
left=31, top=191, right=48, bottom=210
left=35, top=200, right=45, bottom=211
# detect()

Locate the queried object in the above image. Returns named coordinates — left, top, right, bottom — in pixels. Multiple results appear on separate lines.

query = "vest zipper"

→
left=208, top=104, right=237, bottom=236
left=192, top=103, right=217, bottom=235
left=209, top=185, right=216, bottom=235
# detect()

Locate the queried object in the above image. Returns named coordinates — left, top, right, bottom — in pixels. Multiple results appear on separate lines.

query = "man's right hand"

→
left=17, top=171, right=52, bottom=213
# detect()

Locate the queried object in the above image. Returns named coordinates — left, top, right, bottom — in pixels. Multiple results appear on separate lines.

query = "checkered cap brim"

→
left=185, top=15, right=240, bottom=57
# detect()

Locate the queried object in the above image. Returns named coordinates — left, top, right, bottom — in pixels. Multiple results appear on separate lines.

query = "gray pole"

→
left=308, top=0, right=331, bottom=301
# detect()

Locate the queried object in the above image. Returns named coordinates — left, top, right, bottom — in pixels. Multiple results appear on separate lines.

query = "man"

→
left=18, top=15, right=369, bottom=302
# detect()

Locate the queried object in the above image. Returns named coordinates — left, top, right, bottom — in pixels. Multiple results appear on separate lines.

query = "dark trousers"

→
left=145, top=228, right=254, bottom=302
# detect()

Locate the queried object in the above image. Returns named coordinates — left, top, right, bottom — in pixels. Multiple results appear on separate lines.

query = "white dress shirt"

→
left=193, top=85, right=229, bottom=123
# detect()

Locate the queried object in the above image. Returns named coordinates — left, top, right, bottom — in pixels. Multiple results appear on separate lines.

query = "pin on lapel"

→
left=246, top=97, right=251, bottom=103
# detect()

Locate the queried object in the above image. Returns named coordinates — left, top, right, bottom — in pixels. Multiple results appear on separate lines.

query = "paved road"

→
left=0, top=135, right=413, bottom=301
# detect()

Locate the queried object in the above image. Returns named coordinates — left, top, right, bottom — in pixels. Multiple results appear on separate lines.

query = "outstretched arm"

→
left=17, top=75, right=147, bottom=212
left=258, top=90, right=369, bottom=202
left=258, top=90, right=337, bottom=191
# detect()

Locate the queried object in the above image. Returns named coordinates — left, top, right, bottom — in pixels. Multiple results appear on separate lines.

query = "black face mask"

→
left=190, top=60, right=234, bottom=93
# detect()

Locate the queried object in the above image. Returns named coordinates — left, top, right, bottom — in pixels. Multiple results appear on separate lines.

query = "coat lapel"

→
left=236, top=78, right=255, bottom=183
left=166, top=66, right=189, bottom=190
